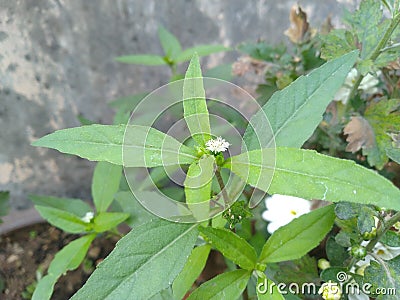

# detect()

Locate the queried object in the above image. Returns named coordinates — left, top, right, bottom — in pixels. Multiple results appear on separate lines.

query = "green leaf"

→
left=32, top=234, right=95, bottom=300
left=243, top=50, right=358, bottom=150
left=33, top=205, right=91, bottom=233
left=223, top=147, right=400, bottom=211
left=93, top=212, right=129, bottom=233
left=71, top=219, right=198, bottom=300
left=386, top=147, right=400, bottom=164
left=381, top=230, right=400, bottom=247
left=175, top=45, right=228, bottom=63
left=326, top=237, right=350, bottom=266
left=172, top=244, right=211, bottom=299
left=258, top=205, right=335, bottom=263
left=158, top=25, right=182, bottom=60
left=199, top=226, right=257, bottom=270
left=113, top=191, right=154, bottom=227
left=335, top=202, right=360, bottom=220
left=0, top=191, right=10, bottom=222
left=187, top=269, right=251, bottom=300
left=183, top=54, right=211, bottom=146
left=115, top=54, right=167, bottom=65
left=364, top=257, right=400, bottom=299
left=363, top=99, right=400, bottom=169
left=92, top=162, right=122, bottom=212
left=29, top=195, right=91, bottom=217
left=204, top=64, right=233, bottom=81
left=256, top=276, right=285, bottom=300
left=184, top=156, right=214, bottom=220
left=357, top=206, right=376, bottom=235
left=32, top=124, right=197, bottom=167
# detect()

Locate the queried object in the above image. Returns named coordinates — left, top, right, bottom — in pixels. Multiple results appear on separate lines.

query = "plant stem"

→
left=366, top=211, right=400, bottom=253
left=215, top=168, right=230, bottom=207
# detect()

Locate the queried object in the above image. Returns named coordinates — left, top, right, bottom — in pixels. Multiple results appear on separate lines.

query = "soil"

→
left=0, top=223, right=227, bottom=300
left=0, top=223, right=118, bottom=300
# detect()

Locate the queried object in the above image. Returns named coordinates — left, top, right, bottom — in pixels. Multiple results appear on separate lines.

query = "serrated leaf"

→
left=32, top=234, right=95, bottom=300
left=363, top=99, right=400, bottom=169
left=158, top=25, right=182, bottom=60
left=172, top=244, right=211, bottom=299
left=71, top=219, right=198, bottom=300
left=93, top=212, right=129, bottom=233
left=364, top=257, right=400, bottom=299
left=258, top=205, right=335, bottom=263
left=115, top=54, right=167, bottom=65
left=320, top=29, right=357, bottom=60
left=175, top=45, right=228, bottom=63
left=184, top=156, right=214, bottom=220
left=223, top=147, right=400, bottom=211
left=199, top=226, right=257, bottom=270
left=243, top=50, right=358, bottom=150
left=32, top=124, right=197, bottom=167
left=187, top=269, right=251, bottom=300
left=92, top=162, right=122, bottom=212
left=183, top=54, right=211, bottom=146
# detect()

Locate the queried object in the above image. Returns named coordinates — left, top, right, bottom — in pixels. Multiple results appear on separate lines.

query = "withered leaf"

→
left=284, top=5, right=310, bottom=44
left=343, top=116, right=375, bottom=153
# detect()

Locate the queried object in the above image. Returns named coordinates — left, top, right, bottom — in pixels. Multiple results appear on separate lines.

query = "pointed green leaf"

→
left=199, top=226, right=257, bottom=270
left=33, top=206, right=91, bottom=233
left=183, top=54, right=211, bottom=146
left=32, top=125, right=197, bottom=167
left=92, top=162, right=122, bottom=212
left=158, top=25, right=182, bottom=60
left=29, top=195, right=92, bottom=217
left=175, top=45, right=228, bottom=63
left=71, top=219, right=198, bottom=300
left=243, top=50, right=358, bottom=150
left=93, top=212, right=129, bottom=233
left=172, top=244, right=211, bottom=299
left=223, top=147, right=400, bottom=211
left=115, top=54, right=167, bottom=65
left=259, top=205, right=335, bottom=263
left=256, top=276, right=285, bottom=300
left=184, top=156, right=214, bottom=220
left=32, top=234, right=96, bottom=300
left=187, top=269, right=251, bottom=300
left=386, top=147, right=400, bottom=164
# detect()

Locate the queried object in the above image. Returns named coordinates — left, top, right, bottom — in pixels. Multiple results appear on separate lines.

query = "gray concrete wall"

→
left=0, top=0, right=357, bottom=211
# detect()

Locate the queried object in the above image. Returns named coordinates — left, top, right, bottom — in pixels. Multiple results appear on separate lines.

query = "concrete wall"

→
left=0, top=0, right=357, bottom=210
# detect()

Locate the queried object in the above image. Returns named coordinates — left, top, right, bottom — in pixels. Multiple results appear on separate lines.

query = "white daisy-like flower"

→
left=334, top=68, right=380, bottom=104
left=81, top=211, right=94, bottom=223
left=261, top=194, right=312, bottom=233
left=205, top=137, right=230, bottom=153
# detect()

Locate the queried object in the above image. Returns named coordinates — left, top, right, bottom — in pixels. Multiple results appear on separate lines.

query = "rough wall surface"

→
left=0, top=0, right=357, bottom=210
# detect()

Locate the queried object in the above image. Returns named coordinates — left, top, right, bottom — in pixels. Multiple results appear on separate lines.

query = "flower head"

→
left=205, top=137, right=230, bottom=153
left=81, top=211, right=94, bottom=223
left=261, top=194, right=311, bottom=233
left=319, top=281, right=342, bottom=300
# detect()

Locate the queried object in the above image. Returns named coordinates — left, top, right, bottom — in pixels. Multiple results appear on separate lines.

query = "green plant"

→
left=29, top=2, right=400, bottom=299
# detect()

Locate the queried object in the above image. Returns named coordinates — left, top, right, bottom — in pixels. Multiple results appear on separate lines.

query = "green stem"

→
left=345, top=75, right=363, bottom=111
left=366, top=211, right=400, bottom=253
left=215, top=168, right=229, bottom=207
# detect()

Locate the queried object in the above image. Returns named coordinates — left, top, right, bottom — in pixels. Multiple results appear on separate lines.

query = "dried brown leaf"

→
left=284, top=5, right=310, bottom=44
left=343, top=116, right=375, bottom=152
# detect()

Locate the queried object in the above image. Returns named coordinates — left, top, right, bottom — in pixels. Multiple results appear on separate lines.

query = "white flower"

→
left=334, top=68, right=380, bottom=104
left=205, top=137, right=230, bottom=153
left=81, top=211, right=94, bottom=223
left=261, top=194, right=311, bottom=233
left=319, top=280, right=342, bottom=300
